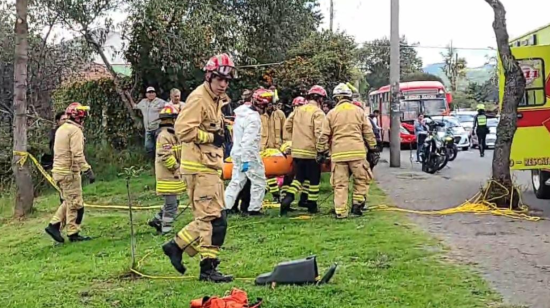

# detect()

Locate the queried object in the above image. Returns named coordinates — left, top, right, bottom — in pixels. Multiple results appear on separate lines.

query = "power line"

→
left=359, top=44, right=496, bottom=51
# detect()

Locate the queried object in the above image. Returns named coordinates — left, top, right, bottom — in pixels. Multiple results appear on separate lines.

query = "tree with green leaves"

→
left=124, top=0, right=322, bottom=99
left=39, top=0, right=141, bottom=127
left=266, top=31, right=358, bottom=102
left=402, top=72, right=444, bottom=84
left=441, top=45, right=467, bottom=93
left=357, top=36, right=423, bottom=90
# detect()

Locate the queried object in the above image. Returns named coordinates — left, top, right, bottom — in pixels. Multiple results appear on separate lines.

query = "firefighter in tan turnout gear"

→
left=162, top=53, right=235, bottom=283
left=316, top=83, right=378, bottom=219
left=45, top=102, right=95, bottom=243
left=261, top=94, right=287, bottom=202
left=148, top=105, right=187, bottom=235
left=280, top=86, right=327, bottom=215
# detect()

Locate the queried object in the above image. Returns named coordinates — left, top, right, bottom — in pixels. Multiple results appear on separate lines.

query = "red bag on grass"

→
left=190, top=288, right=262, bottom=308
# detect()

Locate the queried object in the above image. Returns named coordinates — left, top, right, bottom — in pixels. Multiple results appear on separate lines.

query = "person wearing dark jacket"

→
left=42, top=112, right=68, bottom=170
left=473, top=104, right=489, bottom=157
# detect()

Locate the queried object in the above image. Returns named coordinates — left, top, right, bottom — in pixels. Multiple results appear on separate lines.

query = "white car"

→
left=428, top=116, right=470, bottom=150
left=453, top=111, right=477, bottom=139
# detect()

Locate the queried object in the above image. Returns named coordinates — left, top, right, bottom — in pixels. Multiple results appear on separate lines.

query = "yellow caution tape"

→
left=12, top=151, right=171, bottom=210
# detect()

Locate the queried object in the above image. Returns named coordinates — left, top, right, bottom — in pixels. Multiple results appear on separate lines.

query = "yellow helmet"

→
left=477, top=104, right=485, bottom=110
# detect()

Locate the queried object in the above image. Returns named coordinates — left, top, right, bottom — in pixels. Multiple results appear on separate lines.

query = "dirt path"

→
left=374, top=149, right=550, bottom=308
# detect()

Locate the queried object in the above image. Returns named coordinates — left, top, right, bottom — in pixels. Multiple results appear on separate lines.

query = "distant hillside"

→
left=422, top=63, right=495, bottom=91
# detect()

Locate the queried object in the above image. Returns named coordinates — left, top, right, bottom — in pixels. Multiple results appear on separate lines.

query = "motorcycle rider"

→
left=316, top=83, right=378, bottom=218
left=261, top=92, right=287, bottom=203
left=280, top=87, right=326, bottom=215
left=473, top=104, right=489, bottom=157
left=224, top=89, right=271, bottom=216
left=162, top=53, right=235, bottom=283
left=45, top=102, right=95, bottom=243
left=148, top=105, right=187, bottom=234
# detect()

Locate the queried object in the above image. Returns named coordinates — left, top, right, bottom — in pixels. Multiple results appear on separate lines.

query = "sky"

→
left=317, top=0, right=550, bottom=67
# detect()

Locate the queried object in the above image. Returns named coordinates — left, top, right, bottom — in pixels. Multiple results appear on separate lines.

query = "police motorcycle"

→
left=442, top=126, right=458, bottom=162
left=420, top=119, right=449, bottom=174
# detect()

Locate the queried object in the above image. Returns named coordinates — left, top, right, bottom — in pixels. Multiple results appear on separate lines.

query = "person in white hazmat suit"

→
left=224, top=88, right=273, bottom=216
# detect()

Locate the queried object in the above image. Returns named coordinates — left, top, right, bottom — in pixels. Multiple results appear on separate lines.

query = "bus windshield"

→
left=422, top=99, right=447, bottom=116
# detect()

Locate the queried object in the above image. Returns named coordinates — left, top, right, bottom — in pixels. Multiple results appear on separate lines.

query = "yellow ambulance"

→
left=501, top=23, right=550, bottom=199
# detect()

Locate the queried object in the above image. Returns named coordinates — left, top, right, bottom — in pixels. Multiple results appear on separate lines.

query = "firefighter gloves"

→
left=213, top=133, right=225, bottom=148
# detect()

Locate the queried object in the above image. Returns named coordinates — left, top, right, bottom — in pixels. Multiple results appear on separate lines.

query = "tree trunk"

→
left=12, top=0, right=34, bottom=218
left=485, top=0, right=526, bottom=208
left=83, top=33, right=142, bottom=130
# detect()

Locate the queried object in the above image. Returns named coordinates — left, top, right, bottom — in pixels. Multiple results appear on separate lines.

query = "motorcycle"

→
left=420, top=121, right=449, bottom=174
left=441, top=127, right=458, bottom=162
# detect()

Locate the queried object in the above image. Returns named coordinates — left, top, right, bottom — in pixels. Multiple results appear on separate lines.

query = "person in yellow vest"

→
left=316, top=83, right=378, bottom=219
left=280, top=86, right=327, bottom=215
left=473, top=104, right=489, bottom=157
left=148, top=105, right=187, bottom=234
left=162, top=53, right=234, bottom=283
left=45, top=102, right=95, bottom=243
left=260, top=92, right=286, bottom=203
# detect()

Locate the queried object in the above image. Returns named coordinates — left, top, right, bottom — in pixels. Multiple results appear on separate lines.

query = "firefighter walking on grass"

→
left=162, top=53, right=235, bottom=283
left=316, top=83, right=378, bottom=219
left=224, top=89, right=272, bottom=216
left=261, top=93, right=287, bottom=203
left=45, top=102, right=95, bottom=243
left=280, top=86, right=327, bottom=215
left=148, top=105, right=187, bottom=235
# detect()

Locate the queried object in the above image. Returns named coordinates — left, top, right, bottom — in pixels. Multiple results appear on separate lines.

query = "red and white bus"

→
left=369, top=81, right=453, bottom=144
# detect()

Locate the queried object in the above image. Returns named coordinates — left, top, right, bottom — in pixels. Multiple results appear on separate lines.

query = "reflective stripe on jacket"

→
left=175, top=83, right=226, bottom=175
left=155, top=126, right=186, bottom=195
left=317, top=100, right=377, bottom=162
left=285, top=101, right=325, bottom=159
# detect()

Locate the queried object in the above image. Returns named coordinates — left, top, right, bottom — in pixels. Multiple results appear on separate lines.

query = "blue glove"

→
left=241, top=162, right=250, bottom=172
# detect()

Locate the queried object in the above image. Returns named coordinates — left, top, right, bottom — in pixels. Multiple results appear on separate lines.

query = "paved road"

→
left=375, top=148, right=550, bottom=308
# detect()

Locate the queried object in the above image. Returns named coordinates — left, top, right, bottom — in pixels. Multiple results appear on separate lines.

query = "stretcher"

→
left=222, top=149, right=330, bottom=180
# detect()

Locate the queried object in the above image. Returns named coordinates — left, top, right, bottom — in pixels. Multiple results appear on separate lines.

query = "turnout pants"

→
left=50, top=173, right=84, bottom=236
left=153, top=195, right=178, bottom=233
left=175, top=173, right=227, bottom=260
left=225, top=159, right=266, bottom=212
left=287, top=158, right=321, bottom=203
left=331, top=159, right=372, bottom=217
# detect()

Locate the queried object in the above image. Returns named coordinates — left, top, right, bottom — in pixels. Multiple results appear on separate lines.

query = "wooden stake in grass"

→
left=120, top=166, right=143, bottom=270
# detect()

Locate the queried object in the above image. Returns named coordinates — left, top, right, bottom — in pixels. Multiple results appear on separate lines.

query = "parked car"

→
left=453, top=111, right=477, bottom=140
left=400, top=123, right=416, bottom=147
left=427, top=116, right=470, bottom=150
left=471, top=118, right=498, bottom=148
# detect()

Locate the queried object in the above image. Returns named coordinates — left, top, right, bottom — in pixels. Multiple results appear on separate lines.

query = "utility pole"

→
left=330, top=0, right=334, bottom=32
left=389, top=0, right=401, bottom=168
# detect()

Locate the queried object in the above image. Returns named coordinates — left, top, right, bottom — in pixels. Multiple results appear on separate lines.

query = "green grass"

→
left=0, top=174, right=500, bottom=308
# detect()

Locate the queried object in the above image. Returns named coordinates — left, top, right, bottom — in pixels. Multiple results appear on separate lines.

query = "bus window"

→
left=519, top=58, right=546, bottom=107
left=423, top=99, right=447, bottom=116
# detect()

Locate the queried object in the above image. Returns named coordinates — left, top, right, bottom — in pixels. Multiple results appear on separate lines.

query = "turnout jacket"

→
left=316, top=100, right=377, bottom=162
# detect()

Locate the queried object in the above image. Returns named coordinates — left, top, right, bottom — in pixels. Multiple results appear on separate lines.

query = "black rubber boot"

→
left=148, top=218, right=162, bottom=233
left=247, top=211, right=264, bottom=216
left=199, top=259, right=233, bottom=283
left=68, top=233, right=92, bottom=242
left=351, top=204, right=363, bottom=216
left=162, top=240, right=187, bottom=275
left=280, top=194, right=295, bottom=216
left=45, top=223, right=64, bottom=243
left=298, top=193, right=309, bottom=208
left=307, top=201, right=319, bottom=214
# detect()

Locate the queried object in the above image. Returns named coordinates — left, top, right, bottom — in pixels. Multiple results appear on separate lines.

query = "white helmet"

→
left=332, top=83, right=353, bottom=98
